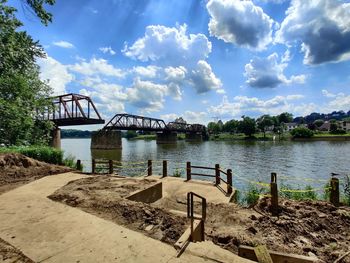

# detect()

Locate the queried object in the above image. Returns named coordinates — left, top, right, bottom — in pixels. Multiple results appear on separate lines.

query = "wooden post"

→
left=215, top=164, right=220, bottom=185
left=92, top=159, right=96, bottom=174
left=109, top=160, right=113, bottom=174
left=227, top=169, right=233, bottom=195
left=270, top=172, right=279, bottom=216
left=186, top=162, right=191, bottom=181
left=147, top=160, right=152, bottom=176
left=162, top=160, right=167, bottom=177
left=330, top=177, right=340, bottom=207
left=76, top=159, right=82, bottom=171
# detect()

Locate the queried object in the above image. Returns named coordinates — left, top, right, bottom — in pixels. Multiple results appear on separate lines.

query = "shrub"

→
left=173, top=168, right=183, bottom=177
left=280, top=184, right=317, bottom=201
left=242, top=184, right=266, bottom=206
left=290, top=127, right=314, bottom=138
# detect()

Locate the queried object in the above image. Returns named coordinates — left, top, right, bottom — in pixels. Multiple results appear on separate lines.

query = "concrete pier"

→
left=91, top=130, right=122, bottom=149
left=185, top=132, right=203, bottom=142
left=50, top=127, right=61, bottom=149
left=156, top=131, right=177, bottom=144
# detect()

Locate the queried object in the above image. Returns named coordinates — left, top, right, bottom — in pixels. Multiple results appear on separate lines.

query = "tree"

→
left=125, top=130, right=137, bottom=139
left=290, top=127, right=314, bottom=138
left=0, top=1, right=53, bottom=145
left=237, top=116, right=256, bottom=137
left=278, top=112, right=293, bottom=124
left=20, top=0, right=55, bottom=26
left=257, top=115, right=274, bottom=138
left=207, top=122, right=220, bottom=134
left=223, top=119, right=238, bottom=133
left=313, top=119, right=324, bottom=128
left=330, top=122, right=338, bottom=133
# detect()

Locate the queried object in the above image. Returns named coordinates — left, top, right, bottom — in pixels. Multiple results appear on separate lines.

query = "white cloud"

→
left=209, top=94, right=307, bottom=118
left=126, top=78, right=169, bottom=113
left=52, top=41, right=74, bottom=49
left=79, top=84, right=126, bottom=114
left=206, top=0, right=274, bottom=50
left=37, top=56, right=74, bottom=95
left=123, top=24, right=211, bottom=66
left=133, top=65, right=160, bottom=78
left=322, top=89, right=337, bottom=98
left=244, top=53, right=306, bottom=88
left=190, top=60, right=222, bottom=93
left=99, top=46, right=116, bottom=55
left=69, top=58, right=125, bottom=78
left=322, top=89, right=350, bottom=112
left=161, top=111, right=208, bottom=124
left=275, top=0, right=350, bottom=65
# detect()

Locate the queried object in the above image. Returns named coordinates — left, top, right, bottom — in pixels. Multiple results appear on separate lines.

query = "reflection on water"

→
left=61, top=138, right=350, bottom=190
left=91, top=149, right=122, bottom=161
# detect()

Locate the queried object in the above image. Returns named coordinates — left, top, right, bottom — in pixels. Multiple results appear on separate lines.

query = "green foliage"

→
left=0, top=146, right=63, bottom=164
left=222, top=119, right=238, bottom=133
left=61, top=129, right=92, bottom=138
left=280, top=184, right=318, bottom=201
left=207, top=122, right=221, bottom=134
left=62, top=154, right=83, bottom=171
left=241, top=184, right=266, bottom=206
left=172, top=168, right=183, bottom=177
left=0, top=1, right=54, bottom=146
left=257, top=115, right=274, bottom=138
left=237, top=116, right=256, bottom=137
left=125, top=130, right=138, bottom=139
left=278, top=112, right=293, bottom=124
left=314, top=119, right=324, bottom=127
left=330, top=123, right=338, bottom=133
left=290, top=127, right=314, bottom=138
left=20, top=0, right=55, bottom=25
left=323, top=182, right=331, bottom=201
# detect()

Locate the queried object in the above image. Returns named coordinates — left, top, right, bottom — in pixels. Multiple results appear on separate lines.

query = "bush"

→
left=242, top=184, right=266, bottom=206
left=330, top=129, right=346, bottom=135
left=290, top=127, right=314, bottom=138
left=280, top=184, right=317, bottom=201
left=173, top=168, right=183, bottom=177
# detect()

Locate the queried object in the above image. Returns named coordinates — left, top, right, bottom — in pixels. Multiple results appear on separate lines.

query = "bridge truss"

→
left=102, top=114, right=206, bottom=133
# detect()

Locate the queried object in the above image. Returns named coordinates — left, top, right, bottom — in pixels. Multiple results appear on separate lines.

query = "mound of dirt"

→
left=48, top=176, right=188, bottom=244
left=0, top=153, right=72, bottom=194
left=48, top=176, right=350, bottom=262
left=0, top=238, right=34, bottom=263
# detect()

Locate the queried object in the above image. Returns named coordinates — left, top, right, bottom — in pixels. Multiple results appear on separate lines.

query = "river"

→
left=61, top=138, right=350, bottom=191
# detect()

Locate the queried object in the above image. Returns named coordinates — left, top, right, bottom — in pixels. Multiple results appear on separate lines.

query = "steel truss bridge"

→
left=40, top=93, right=105, bottom=126
left=102, top=113, right=206, bottom=133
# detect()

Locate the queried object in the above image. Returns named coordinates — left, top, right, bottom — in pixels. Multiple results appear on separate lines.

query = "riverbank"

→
left=0, top=153, right=72, bottom=194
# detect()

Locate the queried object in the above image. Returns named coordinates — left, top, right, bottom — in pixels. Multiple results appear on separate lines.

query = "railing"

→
left=187, top=192, right=206, bottom=242
left=186, top=162, right=233, bottom=196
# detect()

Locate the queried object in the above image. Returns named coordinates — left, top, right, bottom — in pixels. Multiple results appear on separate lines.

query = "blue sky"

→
left=10, top=0, right=350, bottom=128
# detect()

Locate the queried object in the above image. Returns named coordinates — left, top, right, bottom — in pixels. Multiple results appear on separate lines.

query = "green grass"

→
left=280, top=184, right=318, bottom=201
left=209, top=132, right=291, bottom=141
left=172, top=168, right=183, bottom=177
left=313, top=132, right=350, bottom=137
left=0, top=146, right=64, bottom=165
left=131, top=134, right=156, bottom=140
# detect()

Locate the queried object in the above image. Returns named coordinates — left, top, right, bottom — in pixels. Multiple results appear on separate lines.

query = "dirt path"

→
left=0, top=172, right=251, bottom=263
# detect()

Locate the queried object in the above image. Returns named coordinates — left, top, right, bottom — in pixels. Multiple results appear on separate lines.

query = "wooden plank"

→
left=191, top=165, right=216, bottom=170
left=238, top=245, right=318, bottom=263
left=254, top=245, right=273, bottom=263
left=190, top=173, right=215, bottom=177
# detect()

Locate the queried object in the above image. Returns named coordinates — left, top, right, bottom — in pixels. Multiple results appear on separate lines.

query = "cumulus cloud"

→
left=69, top=58, right=125, bottom=78
left=244, top=53, right=306, bottom=88
left=321, top=89, right=350, bottom=112
left=275, top=0, right=350, bottom=65
left=99, top=46, right=116, bottom=55
left=126, top=78, right=169, bottom=113
left=132, top=65, right=160, bottom=78
left=123, top=24, right=211, bottom=66
left=37, top=56, right=74, bottom=95
left=209, top=94, right=308, bottom=118
left=80, top=84, right=126, bottom=113
left=161, top=111, right=208, bottom=124
left=190, top=60, right=222, bottom=93
left=206, top=0, right=274, bottom=50
left=52, top=41, right=74, bottom=49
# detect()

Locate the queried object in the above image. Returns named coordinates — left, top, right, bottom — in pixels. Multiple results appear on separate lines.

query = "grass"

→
left=209, top=132, right=291, bottom=141
left=172, top=168, right=183, bottom=177
left=313, top=132, right=350, bottom=137
left=131, top=134, right=156, bottom=140
left=0, top=146, right=64, bottom=165
left=280, top=184, right=318, bottom=201
left=236, top=184, right=268, bottom=206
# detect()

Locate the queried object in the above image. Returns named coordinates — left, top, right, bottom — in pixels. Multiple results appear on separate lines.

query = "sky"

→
left=10, top=0, right=350, bottom=129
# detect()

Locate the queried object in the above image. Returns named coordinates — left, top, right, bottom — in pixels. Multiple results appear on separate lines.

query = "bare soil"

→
left=0, top=153, right=72, bottom=194
left=0, top=238, right=34, bottom=263
left=49, top=175, right=350, bottom=262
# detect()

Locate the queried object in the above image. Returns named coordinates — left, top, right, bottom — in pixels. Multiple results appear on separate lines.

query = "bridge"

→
left=92, top=114, right=207, bottom=149
left=40, top=93, right=105, bottom=148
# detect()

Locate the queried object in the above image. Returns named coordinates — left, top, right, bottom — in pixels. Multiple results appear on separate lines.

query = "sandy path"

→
left=0, top=172, right=250, bottom=263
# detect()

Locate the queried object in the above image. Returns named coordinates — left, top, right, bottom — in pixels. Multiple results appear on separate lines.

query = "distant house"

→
left=339, top=121, right=350, bottom=131
left=284, top=122, right=299, bottom=131
left=319, top=121, right=331, bottom=131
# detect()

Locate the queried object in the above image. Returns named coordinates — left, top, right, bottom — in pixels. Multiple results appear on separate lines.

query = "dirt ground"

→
left=0, top=238, right=34, bottom=263
left=49, top=175, right=350, bottom=262
left=0, top=153, right=72, bottom=194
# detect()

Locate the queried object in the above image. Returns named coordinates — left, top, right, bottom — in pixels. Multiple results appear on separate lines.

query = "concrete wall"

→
left=185, top=132, right=203, bottom=142
left=126, top=182, right=162, bottom=204
left=91, top=130, right=122, bottom=149
left=156, top=132, right=177, bottom=144
left=50, top=128, right=61, bottom=149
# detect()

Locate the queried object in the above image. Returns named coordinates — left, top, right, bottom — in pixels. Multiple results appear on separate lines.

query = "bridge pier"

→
left=91, top=130, right=122, bottom=149
left=50, top=127, right=61, bottom=149
left=185, top=132, right=203, bottom=142
left=156, top=131, right=177, bottom=144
